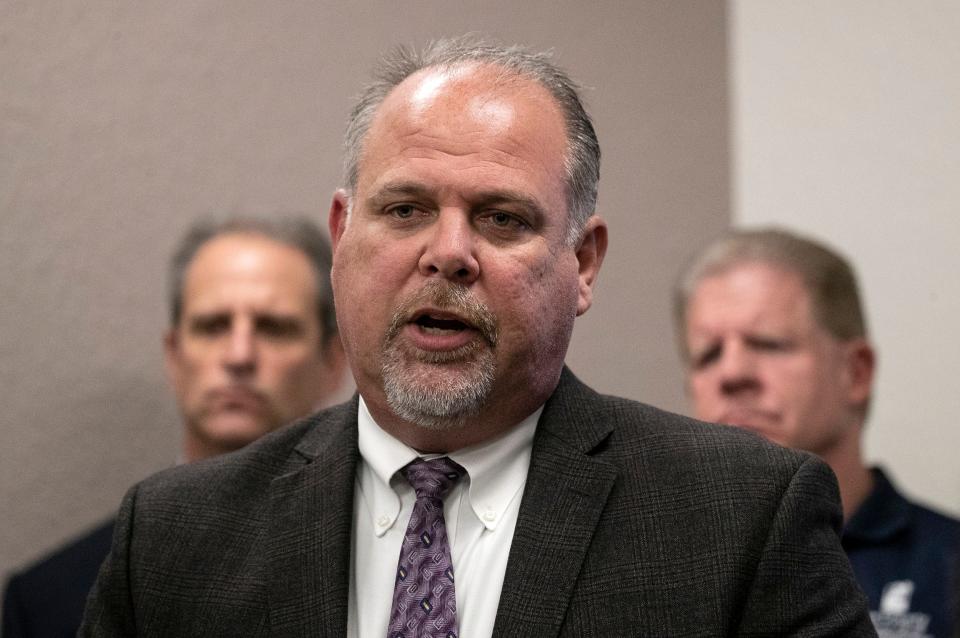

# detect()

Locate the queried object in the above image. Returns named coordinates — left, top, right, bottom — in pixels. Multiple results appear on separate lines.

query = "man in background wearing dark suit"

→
left=81, top=38, right=876, bottom=636
left=676, top=228, right=959, bottom=637
left=2, top=216, right=345, bottom=637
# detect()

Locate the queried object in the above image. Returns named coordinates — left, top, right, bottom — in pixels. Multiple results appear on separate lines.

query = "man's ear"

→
left=575, top=215, right=608, bottom=316
left=843, top=337, right=876, bottom=408
left=317, top=334, right=349, bottom=407
left=162, top=327, right=183, bottom=390
left=329, top=189, right=351, bottom=250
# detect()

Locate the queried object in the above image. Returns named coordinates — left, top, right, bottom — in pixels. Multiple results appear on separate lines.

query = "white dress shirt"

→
left=347, top=397, right=539, bottom=638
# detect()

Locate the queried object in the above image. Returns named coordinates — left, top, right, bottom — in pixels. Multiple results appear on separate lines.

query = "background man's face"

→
left=683, top=261, right=861, bottom=457
left=330, top=64, right=599, bottom=433
left=165, top=233, right=338, bottom=457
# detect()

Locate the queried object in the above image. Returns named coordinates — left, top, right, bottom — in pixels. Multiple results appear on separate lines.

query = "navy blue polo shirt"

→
left=2, top=518, right=115, bottom=638
left=843, top=468, right=959, bottom=638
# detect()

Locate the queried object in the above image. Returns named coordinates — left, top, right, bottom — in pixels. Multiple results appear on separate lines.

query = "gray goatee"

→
left=381, top=281, right=498, bottom=430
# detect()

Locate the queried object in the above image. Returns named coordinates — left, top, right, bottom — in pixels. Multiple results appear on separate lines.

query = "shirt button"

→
left=483, top=510, right=496, bottom=522
left=377, top=515, right=391, bottom=528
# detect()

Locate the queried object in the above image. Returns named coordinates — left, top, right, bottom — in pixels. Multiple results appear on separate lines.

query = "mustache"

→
left=385, top=280, right=499, bottom=347
left=205, top=385, right=268, bottom=403
left=200, top=386, right=272, bottom=416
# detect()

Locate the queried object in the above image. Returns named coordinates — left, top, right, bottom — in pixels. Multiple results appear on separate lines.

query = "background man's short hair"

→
left=169, top=216, right=337, bottom=345
left=674, top=227, right=868, bottom=356
left=342, top=35, right=601, bottom=245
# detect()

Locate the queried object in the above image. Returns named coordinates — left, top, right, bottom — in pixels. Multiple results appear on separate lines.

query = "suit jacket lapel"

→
left=265, top=400, right=360, bottom=637
left=492, top=368, right=618, bottom=638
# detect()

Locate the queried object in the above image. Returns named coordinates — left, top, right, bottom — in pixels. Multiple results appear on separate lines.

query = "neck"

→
left=817, top=425, right=873, bottom=521
left=182, top=435, right=209, bottom=463
left=182, top=431, right=234, bottom=463
left=364, top=402, right=537, bottom=453
left=358, top=366, right=561, bottom=453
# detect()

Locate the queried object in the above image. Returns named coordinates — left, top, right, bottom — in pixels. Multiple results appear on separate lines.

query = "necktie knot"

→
left=403, top=457, right=465, bottom=502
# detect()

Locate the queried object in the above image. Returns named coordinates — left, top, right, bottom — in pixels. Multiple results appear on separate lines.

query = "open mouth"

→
left=396, top=308, right=486, bottom=353
left=385, top=281, right=499, bottom=349
left=413, top=312, right=473, bottom=334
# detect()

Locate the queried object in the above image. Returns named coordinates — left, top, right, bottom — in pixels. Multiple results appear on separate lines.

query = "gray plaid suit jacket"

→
left=80, top=368, right=876, bottom=636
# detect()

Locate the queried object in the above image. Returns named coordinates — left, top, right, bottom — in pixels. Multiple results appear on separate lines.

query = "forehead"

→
left=687, top=261, right=818, bottom=333
left=183, top=233, right=317, bottom=311
left=357, top=64, right=569, bottom=199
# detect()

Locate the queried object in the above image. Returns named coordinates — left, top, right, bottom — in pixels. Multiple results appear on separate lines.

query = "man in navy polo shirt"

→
left=675, top=228, right=960, bottom=637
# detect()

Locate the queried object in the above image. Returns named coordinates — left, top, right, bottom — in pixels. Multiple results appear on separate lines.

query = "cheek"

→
left=769, top=360, right=824, bottom=414
left=334, top=241, right=408, bottom=326
left=264, top=350, right=320, bottom=384
left=491, top=260, right=564, bottom=332
left=337, top=230, right=412, bottom=283
left=690, top=376, right=721, bottom=412
left=512, top=251, right=576, bottom=304
left=177, top=348, right=214, bottom=383
left=689, top=375, right=711, bottom=399
left=504, top=257, right=581, bottom=372
left=171, top=356, right=212, bottom=412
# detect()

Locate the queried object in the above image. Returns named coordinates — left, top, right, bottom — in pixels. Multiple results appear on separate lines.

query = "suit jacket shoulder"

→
left=492, top=368, right=875, bottom=637
left=80, top=400, right=361, bottom=637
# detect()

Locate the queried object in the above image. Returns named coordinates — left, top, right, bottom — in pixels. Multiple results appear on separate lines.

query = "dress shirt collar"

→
left=357, top=396, right=540, bottom=537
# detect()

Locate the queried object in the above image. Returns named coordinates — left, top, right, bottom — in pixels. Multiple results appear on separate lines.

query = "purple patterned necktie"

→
left=387, top=457, right=465, bottom=638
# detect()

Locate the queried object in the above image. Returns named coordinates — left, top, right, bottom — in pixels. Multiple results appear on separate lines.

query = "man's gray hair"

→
left=169, top=216, right=337, bottom=345
left=674, top=227, right=868, bottom=359
left=342, top=35, right=600, bottom=245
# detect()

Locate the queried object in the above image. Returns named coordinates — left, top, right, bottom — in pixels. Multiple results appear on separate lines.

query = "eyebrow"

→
left=364, top=182, right=434, bottom=213
left=186, top=309, right=305, bottom=323
left=187, top=310, right=230, bottom=323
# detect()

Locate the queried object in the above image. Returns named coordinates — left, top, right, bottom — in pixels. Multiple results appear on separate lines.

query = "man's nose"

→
left=223, top=321, right=256, bottom=376
left=718, top=341, right=760, bottom=395
left=418, top=211, right=480, bottom=284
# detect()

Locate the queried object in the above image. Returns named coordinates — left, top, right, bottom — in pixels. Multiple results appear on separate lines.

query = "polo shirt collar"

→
left=843, top=466, right=912, bottom=543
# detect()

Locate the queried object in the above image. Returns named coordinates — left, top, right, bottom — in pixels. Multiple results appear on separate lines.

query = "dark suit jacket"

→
left=3, top=519, right=114, bottom=638
left=80, top=368, right=876, bottom=636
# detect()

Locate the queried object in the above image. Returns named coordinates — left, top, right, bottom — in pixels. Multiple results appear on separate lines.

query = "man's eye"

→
left=749, top=338, right=791, bottom=352
left=389, top=205, right=417, bottom=219
left=256, top=317, right=302, bottom=339
left=692, top=344, right=721, bottom=369
left=492, top=212, right=511, bottom=226
left=190, top=316, right=230, bottom=336
left=486, top=211, right=528, bottom=231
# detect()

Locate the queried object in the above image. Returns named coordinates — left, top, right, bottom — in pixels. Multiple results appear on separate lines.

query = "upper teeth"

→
left=422, top=324, right=459, bottom=333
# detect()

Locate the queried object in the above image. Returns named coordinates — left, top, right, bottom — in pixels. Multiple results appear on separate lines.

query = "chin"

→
left=742, top=427, right=788, bottom=448
left=719, top=421, right=771, bottom=441
left=203, top=418, right=272, bottom=448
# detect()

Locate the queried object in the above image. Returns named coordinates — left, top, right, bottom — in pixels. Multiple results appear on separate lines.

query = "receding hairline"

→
left=357, top=61, right=569, bottom=173
left=379, top=58, right=563, bottom=108
left=176, top=232, right=321, bottom=323
left=168, top=216, right=338, bottom=347
left=183, top=230, right=320, bottom=283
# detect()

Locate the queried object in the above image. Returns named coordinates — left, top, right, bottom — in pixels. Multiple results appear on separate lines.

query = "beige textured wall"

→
left=0, top=0, right=730, bottom=583
left=729, top=0, right=960, bottom=516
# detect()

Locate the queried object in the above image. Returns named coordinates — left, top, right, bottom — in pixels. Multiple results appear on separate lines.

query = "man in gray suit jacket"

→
left=81, top=37, right=876, bottom=637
